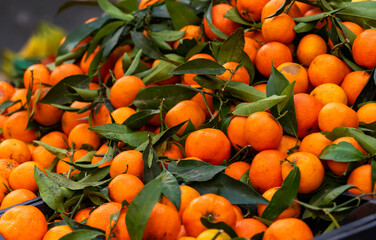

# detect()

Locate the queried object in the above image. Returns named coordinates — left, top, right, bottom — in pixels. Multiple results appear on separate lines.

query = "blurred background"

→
left=0, top=0, right=103, bottom=81
left=0, top=0, right=102, bottom=52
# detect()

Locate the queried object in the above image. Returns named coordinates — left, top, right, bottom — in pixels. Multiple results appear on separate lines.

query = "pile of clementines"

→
left=0, top=0, right=375, bottom=239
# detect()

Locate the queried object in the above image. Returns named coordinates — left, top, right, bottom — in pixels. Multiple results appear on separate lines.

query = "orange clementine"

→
left=255, top=42, right=293, bottom=77
left=294, top=93, right=323, bottom=138
left=263, top=218, right=313, bottom=240
left=235, top=218, right=267, bottom=238
left=282, top=152, right=325, bottom=194
left=318, top=102, right=359, bottom=132
left=310, top=83, right=348, bottom=106
left=185, top=128, right=231, bottom=165
left=110, top=75, right=145, bottom=109
left=0, top=205, right=47, bottom=240
left=277, top=62, right=309, bottom=94
left=0, top=138, right=31, bottom=164
left=203, top=4, right=240, bottom=41
left=296, top=34, right=328, bottom=67
left=352, top=29, right=376, bottom=69
left=299, top=132, right=332, bottom=157
left=217, top=62, right=250, bottom=85
left=182, top=193, right=237, bottom=237
left=225, top=161, right=251, bottom=180
left=262, top=13, right=296, bottom=45
left=165, top=100, right=206, bottom=136
left=340, top=71, right=370, bottom=106
left=108, top=174, right=144, bottom=203
left=244, top=111, right=283, bottom=151
left=0, top=189, right=37, bottom=210
left=249, top=150, right=284, bottom=193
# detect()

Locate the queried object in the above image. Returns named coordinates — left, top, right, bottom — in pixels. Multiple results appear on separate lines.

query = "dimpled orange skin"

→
left=249, top=150, right=284, bottom=193
left=110, top=75, right=145, bottom=109
left=236, top=0, right=269, bottom=22
left=244, top=112, right=283, bottom=151
left=203, top=4, right=240, bottom=41
left=352, top=29, right=376, bottom=69
left=182, top=193, right=237, bottom=237
left=227, top=116, right=248, bottom=150
left=164, top=100, right=206, bottom=136
left=0, top=205, right=48, bottom=240
left=185, top=128, right=231, bottom=165
left=308, top=54, right=348, bottom=87
left=255, top=42, right=293, bottom=77
left=318, top=102, right=359, bottom=132
left=143, top=203, right=181, bottom=240
left=282, top=152, right=325, bottom=194
left=108, top=174, right=144, bottom=203
left=263, top=218, right=314, bottom=240
left=262, top=13, right=296, bottom=45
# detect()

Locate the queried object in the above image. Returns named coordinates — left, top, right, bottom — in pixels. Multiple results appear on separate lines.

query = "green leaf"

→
left=319, top=142, right=365, bottom=162
left=46, top=170, right=111, bottom=190
left=39, top=75, right=91, bottom=105
left=134, top=85, right=197, bottom=110
left=0, top=100, right=18, bottom=114
left=33, top=141, right=68, bottom=159
left=143, top=136, right=162, bottom=183
left=125, top=49, right=143, bottom=76
left=332, top=2, right=376, bottom=27
left=165, top=0, right=201, bottom=29
left=61, top=214, right=105, bottom=232
left=34, top=167, right=65, bottom=213
left=89, top=123, right=133, bottom=136
left=67, top=86, right=99, bottom=102
left=294, top=22, right=316, bottom=33
left=86, top=20, right=124, bottom=57
left=131, top=32, right=163, bottom=59
left=217, top=28, right=245, bottom=65
left=172, top=59, right=226, bottom=75
left=322, top=127, right=376, bottom=154
left=97, top=0, right=134, bottom=21
left=137, top=121, right=187, bottom=152
left=56, top=1, right=99, bottom=16
left=116, top=0, right=138, bottom=12
left=89, top=124, right=150, bottom=147
left=232, top=95, right=286, bottom=117
left=261, top=166, right=300, bottom=220
left=224, top=7, right=254, bottom=26
left=60, top=229, right=104, bottom=240
left=266, top=66, right=298, bottom=137
left=204, top=2, right=228, bottom=40
left=190, top=173, right=268, bottom=205
left=123, top=109, right=160, bottom=130
left=58, top=17, right=109, bottom=55
left=143, top=54, right=184, bottom=85
left=201, top=219, right=238, bottom=238
left=277, top=81, right=295, bottom=114
left=265, top=0, right=292, bottom=19
left=193, top=75, right=226, bottom=90
left=126, top=172, right=166, bottom=240
left=353, top=69, right=375, bottom=110
left=160, top=171, right=181, bottom=210
left=149, top=30, right=186, bottom=42
left=225, top=81, right=266, bottom=102
left=168, top=160, right=227, bottom=183
left=79, top=166, right=111, bottom=182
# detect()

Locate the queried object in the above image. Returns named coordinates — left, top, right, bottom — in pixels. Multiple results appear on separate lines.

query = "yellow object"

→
left=196, top=229, right=231, bottom=240
left=19, top=21, right=65, bottom=58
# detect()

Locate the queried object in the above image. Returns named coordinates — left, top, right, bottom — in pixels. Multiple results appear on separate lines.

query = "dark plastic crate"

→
left=313, top=199, right=376, bottom=240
